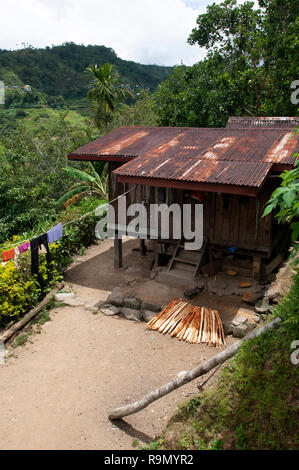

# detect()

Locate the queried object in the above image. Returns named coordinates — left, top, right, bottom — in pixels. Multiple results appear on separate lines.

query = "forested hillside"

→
left=0, top=42, right=172, bottom=109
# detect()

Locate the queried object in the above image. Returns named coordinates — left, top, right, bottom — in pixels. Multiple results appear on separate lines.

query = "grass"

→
left=151, top=268, right=299, bottom=450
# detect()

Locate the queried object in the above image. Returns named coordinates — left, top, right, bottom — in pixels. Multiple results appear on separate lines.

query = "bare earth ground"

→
left=0, top=238, right=243, bottom=450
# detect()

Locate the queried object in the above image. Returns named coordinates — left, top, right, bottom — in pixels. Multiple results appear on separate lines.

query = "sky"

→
left=0, top=0, right=258, bottom=66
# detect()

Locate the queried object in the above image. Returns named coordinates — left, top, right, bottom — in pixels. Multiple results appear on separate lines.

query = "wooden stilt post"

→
left=140, top=239, right=147, bottom=256
left=153, top=240, right=159, bottom=268
left=252, top=256, right=261, bottom=281
left=114, top=232, right=123, bottom=269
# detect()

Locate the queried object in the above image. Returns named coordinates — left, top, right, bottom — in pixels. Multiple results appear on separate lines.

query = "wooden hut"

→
left=68, top=117, right=299, bottom=281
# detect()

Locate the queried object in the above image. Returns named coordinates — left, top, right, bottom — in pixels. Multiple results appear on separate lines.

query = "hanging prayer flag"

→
left=47, top=223, right=63, bottom=245
left=1, top=248, right=15, bottom=262
left=18, top=241, right=30, bottom=254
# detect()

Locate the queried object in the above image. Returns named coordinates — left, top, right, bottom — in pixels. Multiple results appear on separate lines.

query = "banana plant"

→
left=56, top=162, right=108, bottom=206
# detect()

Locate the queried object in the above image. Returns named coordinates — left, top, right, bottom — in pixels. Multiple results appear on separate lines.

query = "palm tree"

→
left=85, top=63, right=134, bottom=128
left=56, top=162, right=108, bottom=207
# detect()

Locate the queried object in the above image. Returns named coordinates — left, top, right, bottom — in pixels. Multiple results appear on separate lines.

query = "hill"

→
left=0, top=43, right=173, bottom=110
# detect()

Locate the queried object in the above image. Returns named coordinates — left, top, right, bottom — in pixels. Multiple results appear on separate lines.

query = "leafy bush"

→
left=0, top=197, right=105, bottom=328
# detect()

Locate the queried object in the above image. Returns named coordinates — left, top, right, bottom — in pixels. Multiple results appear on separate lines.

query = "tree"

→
left=154, top=0, right=299, bottom=127
left=85, top=63, right=134, bottom=128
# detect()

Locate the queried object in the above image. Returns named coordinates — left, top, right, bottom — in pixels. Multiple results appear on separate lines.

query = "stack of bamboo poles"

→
left=147, top=299, right=226, bottom=347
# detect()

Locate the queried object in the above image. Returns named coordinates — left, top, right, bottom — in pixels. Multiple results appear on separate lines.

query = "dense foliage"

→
left=0, top=116, right=98, bottom=241
left=154, top=0, right=299, bottom=127
left=0, top=43, right=172, bottom=108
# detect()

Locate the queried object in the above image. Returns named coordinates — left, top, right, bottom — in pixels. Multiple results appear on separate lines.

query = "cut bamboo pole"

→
left=147, top=300, right=226, bottom=347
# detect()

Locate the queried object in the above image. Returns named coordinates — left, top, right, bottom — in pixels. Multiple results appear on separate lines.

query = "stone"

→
left=142, top=310, right=157, bottom=323
left=140, top=301, right=160, bottom=313
left=123, top=296, right=140, bottom=310
left=242, top=290, right=265, bottom=305
left=92, top=300, right=105, bottom=310
left=255, top=296, right=270, bottom=314
left=121, top=307, right=142, bottom=322
left=252, top=314, right=261, bottom=323
left=267, top=285, right=281, bottom=303
left=184, top=287, right=200, bottom=299
left=222, top=320, right=232, bottom=335
left=100, top=306, right=120, bottom=316
left=247, top=322, right=256, bottom=332
left=105, top=304, right=121, bottom=314
left=231, top=316, right=248, bottom=326
left=236, top=307, right=256, bottom=317
left=55, top=292, right=75, bottom=302
left=107, top=287, right=125, bottom=307
left=231, top=323, right=248, bottom=338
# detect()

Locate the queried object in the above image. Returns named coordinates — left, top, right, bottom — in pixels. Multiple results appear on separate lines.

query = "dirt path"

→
left=0, top=240, right=237, bottom=450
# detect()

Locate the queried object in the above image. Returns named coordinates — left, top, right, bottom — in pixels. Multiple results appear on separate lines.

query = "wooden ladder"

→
left=168, top=238, right=208, bottom=279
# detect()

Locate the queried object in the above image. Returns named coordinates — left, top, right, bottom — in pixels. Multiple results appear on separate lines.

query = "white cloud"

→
left=0, top=0, right=260, bottom=66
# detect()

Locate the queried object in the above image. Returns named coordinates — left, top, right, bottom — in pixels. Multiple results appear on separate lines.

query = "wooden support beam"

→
left=252, top=256, right=262, bottom=281
left=153, top=240, right=159, bottom=269
left=265, top=254, right=284, bottom=276
left=114, top=234, right=123, bottom=269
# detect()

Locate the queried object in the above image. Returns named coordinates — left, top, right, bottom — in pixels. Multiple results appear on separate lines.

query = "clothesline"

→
left=1, top=185, right=136, bottom=251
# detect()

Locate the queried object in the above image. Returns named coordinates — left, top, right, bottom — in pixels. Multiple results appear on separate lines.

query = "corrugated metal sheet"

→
left=68, top=126, right=184, bottom=159
left=69, top=126, right=298, bottom=166
left=141, top=128, right=298, bottom=165
left=114, top=155, right=272, bottom=187
left=226, top=116, right=299, bottom=129
left=68, top=121, right=299, bottom=189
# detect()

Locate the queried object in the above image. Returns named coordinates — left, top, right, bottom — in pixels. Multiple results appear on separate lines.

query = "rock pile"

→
left=95, top=287, right=161, bottom=323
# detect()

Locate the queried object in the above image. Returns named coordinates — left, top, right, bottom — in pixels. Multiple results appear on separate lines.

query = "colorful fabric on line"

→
left=1, top=248, right=15, bottom=262
left=30, top=234, right=51, bottom=275
left=47, top=223, right=63, bottom=245
left=18, top=241, right=30, bottom=254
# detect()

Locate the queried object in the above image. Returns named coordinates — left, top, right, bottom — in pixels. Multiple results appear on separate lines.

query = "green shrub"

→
left=0, top=197, right=105, bottom=327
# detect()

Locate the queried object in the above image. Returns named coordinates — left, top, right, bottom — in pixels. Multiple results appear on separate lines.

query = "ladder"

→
left=168, top=237, right=208, bottom=279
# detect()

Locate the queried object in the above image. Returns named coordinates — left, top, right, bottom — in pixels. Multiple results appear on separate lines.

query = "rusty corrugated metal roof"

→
left=114, top=155, right=272, bottom=187
left=68, top=121, right=299, bottom=189
left=68, top=126, right=184, bottom=160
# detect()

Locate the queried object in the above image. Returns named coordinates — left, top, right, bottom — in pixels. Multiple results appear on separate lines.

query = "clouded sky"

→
left=0, top=1, right=256, bottom=66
